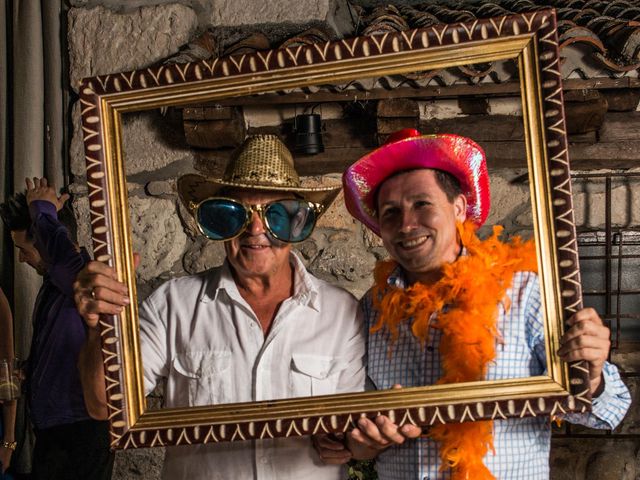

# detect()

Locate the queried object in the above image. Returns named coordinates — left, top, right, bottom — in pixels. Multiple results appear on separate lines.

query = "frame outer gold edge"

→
left=89, top=10, right=582, bottom=447
left=105, top=36, right=531, bottom=112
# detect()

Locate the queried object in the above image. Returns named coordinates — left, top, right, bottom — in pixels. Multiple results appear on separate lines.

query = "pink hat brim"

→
left=343, top=134, right=490, bottom=236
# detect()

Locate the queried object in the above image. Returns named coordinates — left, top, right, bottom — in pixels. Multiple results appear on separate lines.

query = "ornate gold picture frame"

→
left=80, top=8, right=589, bottom=449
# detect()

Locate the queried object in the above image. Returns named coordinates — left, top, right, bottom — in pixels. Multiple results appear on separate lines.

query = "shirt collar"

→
left=200, top=252, right=320, bottom=311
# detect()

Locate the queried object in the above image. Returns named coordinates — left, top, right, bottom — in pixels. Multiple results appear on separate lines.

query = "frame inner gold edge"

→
left=94, top=28, right=574, bottom=440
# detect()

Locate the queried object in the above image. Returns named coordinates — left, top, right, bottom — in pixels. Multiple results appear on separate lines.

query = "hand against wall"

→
left=25, top=177, right=69, bottom=211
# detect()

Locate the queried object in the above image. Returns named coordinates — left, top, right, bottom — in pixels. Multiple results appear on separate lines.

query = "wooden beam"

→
left=180, top=78, right=640, bottom=108
left=377, top=98, right=419, bottom=117
left=183, top=106, right=234, bottom=120
left=569, top=141, right=640, bottom=167
left=183, top=106, right=245, bottom=148
left=420, top=115, right=523, bottom=141
left=458, top=97, right=489, bottom=115
left=377, top=117, right=419, bottom=134
left=191, top=112, right=640, bottom=173
left=598, top=112, right=640, bottom=143
left=564, top=96, right=608, bottom=134
left=196, top=141, right=640, bottom=175
left=601, top=89, right=640, bottom=112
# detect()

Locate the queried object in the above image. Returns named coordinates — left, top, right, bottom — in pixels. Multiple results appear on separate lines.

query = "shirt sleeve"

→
left=29, top=200, right=88, bottom=297
left=139, top=294, right=169, bottom=396
left=563, top=362, right=632, bottom=430
left=525, top=275, right=632, bottom=430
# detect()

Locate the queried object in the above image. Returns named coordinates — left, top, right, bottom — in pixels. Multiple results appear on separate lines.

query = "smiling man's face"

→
left=224, top=189, right=293, bottom=282
left=376, top=169, right=467, bottom=284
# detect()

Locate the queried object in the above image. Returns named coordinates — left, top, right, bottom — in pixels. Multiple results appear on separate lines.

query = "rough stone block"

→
left=617, top=376, right=640, bottom=435
left=122, top=111, right=195, bottom=176
left=68, top=4, right=197, bottom=90
left=113, top=447, right=164, bottom=479
left=183, top=238, right=227, bottom=275
left=485, top=170, right=530, bottom=226
left=584, top=447, right=636, bottom=479
left=514, top=209, right=533, bottom=227
left=71, top=193, right=93, bottom=253
left=294, top=239, right=319, bottom=263
left=336, top=277, right=374, bottom=299
left=309, top=237, right=376, bottom=284
left=72, top=107, right=195, bottom=183
left=146, top=180, right=174, bottom=197
left=206, top=0, right=353, bottom=37
left=70, top=101, right=85, bottom=179
left=551, top=438, right=638, bottom=480
left=612, top=347, right=640, bottom=375
left=301, top=175, right=357, bottom=232
left=363, top=227, right=384, bottom=249
left=129, top=196, right=187, bottom=281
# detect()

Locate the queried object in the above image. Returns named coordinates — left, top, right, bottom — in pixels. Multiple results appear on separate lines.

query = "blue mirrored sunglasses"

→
left=192, top=197, right=323, bottom=243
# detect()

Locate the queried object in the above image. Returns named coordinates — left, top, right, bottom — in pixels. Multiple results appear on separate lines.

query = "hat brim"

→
left=178, top=174, right=342, bottom=218
left=342, top=134, right=490, bottom=236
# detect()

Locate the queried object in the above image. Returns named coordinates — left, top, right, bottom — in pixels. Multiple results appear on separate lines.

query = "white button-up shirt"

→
left=139, top=253, right=365, bottom=480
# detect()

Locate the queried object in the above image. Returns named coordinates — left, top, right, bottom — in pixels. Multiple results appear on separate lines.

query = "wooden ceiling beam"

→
left=180, top=78, right=640, bottom=108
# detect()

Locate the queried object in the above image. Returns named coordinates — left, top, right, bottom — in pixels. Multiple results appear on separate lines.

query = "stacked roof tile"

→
left=356, top=1, right=640, bottom=80
left=165, top=1, right=640, bottom=93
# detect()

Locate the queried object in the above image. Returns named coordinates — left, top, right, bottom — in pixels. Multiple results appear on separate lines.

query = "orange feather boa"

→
left=371, top=221, right=538, bottom=480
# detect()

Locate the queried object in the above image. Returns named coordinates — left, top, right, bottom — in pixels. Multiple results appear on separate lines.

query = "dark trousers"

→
left=32, top=419, right=113, bottom=480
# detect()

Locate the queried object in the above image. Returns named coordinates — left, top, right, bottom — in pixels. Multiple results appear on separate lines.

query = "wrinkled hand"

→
left=558, top=307, right=610, bottom=396
left=346, top=384, right=422, bottom=459
left=73, top=260, right=133, bottom=329
left=345, top=413, right=422, bottom=461
left=349, top=415, right=421, bottom=451
left=312, top=434, right=352, bottom=465
left=25, top=177, right=69, bottom=211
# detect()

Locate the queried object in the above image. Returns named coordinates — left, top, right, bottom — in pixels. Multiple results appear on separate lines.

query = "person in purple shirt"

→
left=0, top=177, right=113, bottom=480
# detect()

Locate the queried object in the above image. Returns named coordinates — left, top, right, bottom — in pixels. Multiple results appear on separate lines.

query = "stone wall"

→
left=65, top=2, right=640, bottom=479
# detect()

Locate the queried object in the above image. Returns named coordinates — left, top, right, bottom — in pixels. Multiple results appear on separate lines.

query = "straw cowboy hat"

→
left=178, top=134, right=341, bottom=212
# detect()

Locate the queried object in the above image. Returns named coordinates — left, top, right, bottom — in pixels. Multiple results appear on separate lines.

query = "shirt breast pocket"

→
left=172, top=350, right=231, bottom=406
left=290, top=353, right=348, bottom=398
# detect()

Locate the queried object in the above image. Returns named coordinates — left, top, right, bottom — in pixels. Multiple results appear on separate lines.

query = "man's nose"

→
left=399, top=209, right=418, bottom=233
left=246, top=210, right=266, bottom=235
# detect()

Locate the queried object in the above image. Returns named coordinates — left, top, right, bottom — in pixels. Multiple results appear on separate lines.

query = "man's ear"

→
left=453, top=194, right=467, bottom=223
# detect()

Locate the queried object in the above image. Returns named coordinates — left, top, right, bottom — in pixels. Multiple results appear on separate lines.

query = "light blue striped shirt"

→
left=361, top=269, right=631, bottom=480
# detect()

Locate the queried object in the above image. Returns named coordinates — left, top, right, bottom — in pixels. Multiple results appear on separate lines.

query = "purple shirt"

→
left=27, top=200, right=90, bottom=429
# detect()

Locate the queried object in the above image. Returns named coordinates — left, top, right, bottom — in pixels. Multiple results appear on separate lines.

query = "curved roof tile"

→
left=356, top=1, right=640, bottom=76
left=164, top=1, right=640, bottom=88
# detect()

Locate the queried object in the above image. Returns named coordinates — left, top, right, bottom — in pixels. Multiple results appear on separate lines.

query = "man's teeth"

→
left=401, top=236, right=428, bottom=248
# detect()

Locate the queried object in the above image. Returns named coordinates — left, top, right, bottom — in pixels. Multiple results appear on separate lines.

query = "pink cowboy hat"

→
left=342, top=128, right=490, bottom=236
